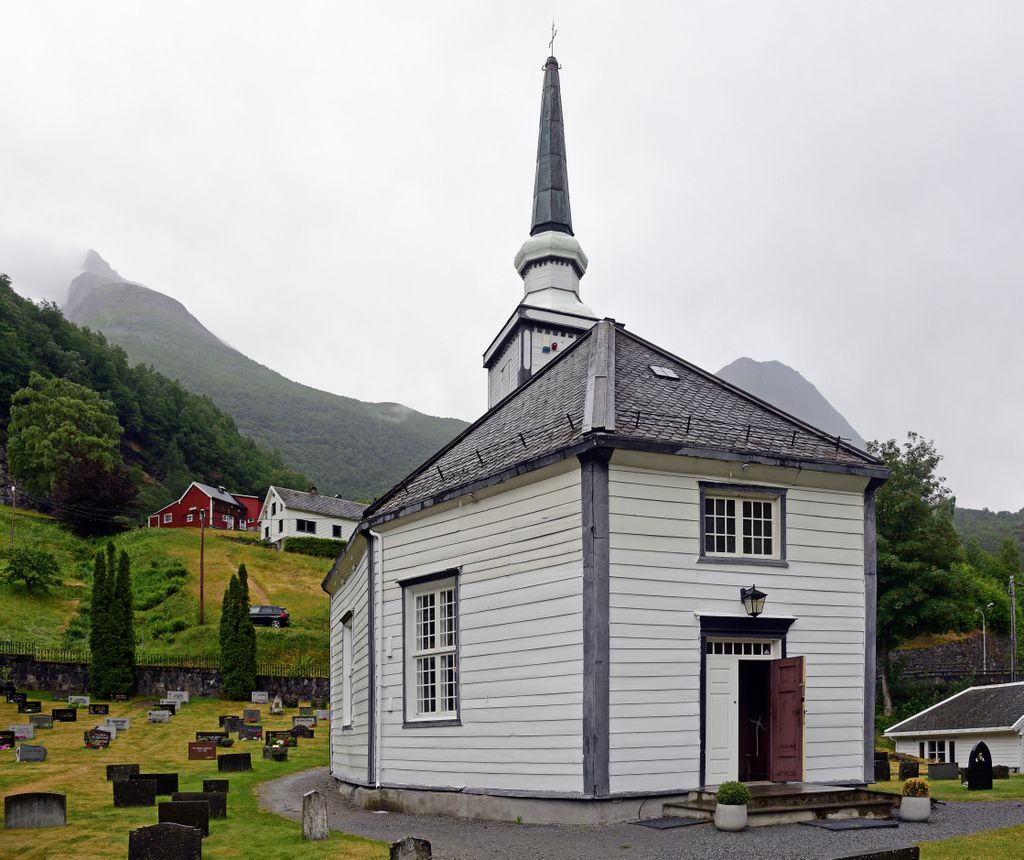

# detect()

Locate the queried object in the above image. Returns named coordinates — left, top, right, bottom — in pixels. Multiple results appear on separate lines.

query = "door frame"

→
left=698, top=615, right=796, bottom=787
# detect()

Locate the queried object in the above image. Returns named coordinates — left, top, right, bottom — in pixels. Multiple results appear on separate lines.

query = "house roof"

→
left=194, top=482, right=245, bottom=507
left=885, top=683, right=1024, bottom=736
left=272, top=486, right=366, bottom=521
left=365, top=320, right=885, bottom=521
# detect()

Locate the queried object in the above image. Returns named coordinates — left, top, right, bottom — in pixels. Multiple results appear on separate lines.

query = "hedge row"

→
left=282, top=536, right=347, bottom=558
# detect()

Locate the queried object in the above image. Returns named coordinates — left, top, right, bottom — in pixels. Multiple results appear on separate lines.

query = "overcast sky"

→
left=2, top=1, right=1022, bottom=512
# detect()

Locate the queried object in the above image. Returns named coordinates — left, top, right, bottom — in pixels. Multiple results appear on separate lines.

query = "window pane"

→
left=416, top=655, right=436, bottom=714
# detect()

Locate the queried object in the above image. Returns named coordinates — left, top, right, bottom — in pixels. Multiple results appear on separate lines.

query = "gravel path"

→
left=259, top=768, right=1024, bottom=860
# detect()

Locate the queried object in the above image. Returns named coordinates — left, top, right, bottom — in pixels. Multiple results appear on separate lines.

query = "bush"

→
left=282, top=536, right=347, bottom=558
left=716, top=781, right=751, bottom=805
left=902, top=777, right=930, bottom=797
left=3, top=547, right=62, bottom=593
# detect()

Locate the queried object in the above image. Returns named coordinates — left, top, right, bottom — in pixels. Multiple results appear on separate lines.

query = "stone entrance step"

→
left=662, top=784, right=899, bottom=828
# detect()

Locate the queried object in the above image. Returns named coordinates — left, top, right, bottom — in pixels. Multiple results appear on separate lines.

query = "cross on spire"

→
left=548, top=21, right=557, bottom=57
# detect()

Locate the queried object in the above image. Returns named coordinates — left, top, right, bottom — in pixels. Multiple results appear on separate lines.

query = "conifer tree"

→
left=88, top=549, right=110, bottom=695
left=90, top=544, right=135, bottom=698
left=219, top=573, right=243, bottom=699
left=236, top=564, right=257, bottom=695
left=108, top=549, right=135, bottom=695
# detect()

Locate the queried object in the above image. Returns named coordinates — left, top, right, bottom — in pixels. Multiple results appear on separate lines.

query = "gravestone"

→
left=270, top=695, right=284, bottom=715
left=16, top=744, right=47, bottom=762
left=196, top=731, right=227, bottom=743
left=107, top=763, right=140, bottom=781
left=148, top=710, right=171, bottom=723
left=3, top=792, right=67, bottom=829
left=29, top=714, right=54, bottom=729
left=88, top=704, right=109, bottom=716
left=302, top=790, right=328, bottom=841
left=874, top=750, right=890, bottom=763
left=222, top=717, right=244, bottom=734
left=993, top=764, right=1010, bottom=780
left=128, top=822, right=202, bottom=860
left=159, top=800, right=210, bottom=837
left=173, top=791, right=227, bottom=818
left=967, top=741, right=993, bottom=791
left=113, top=693, right=129, bottom=702
left=283, top=697, right=299, bottom=709
left=84, top=728, right=112, bottom=748
left=299, top=706, right=314, bottom=717
left=104, top=717, right=130, bottom=731
left=898, top=761, right=919, bottom=780
left=292, top=715, right=316, bottom=729
left=251, top=691, right=269, bottom=704
left=873, top=759, right=890, bottom=781
left=217, top=752, right=252, bottom=772
left=263, top=745, right=287, bottom=761
left=188, top=742, right=218, bottom=761
left=928, top=762, right=960, bottom=780
left=68, top=695, right=90, bottom=708
left=52, top=708, right=77, bottom=722
left=18, top=700, right=41, bottom=714
left=203, top=779, right=229, bottom=794
left=6, top=692, right=27, bottom=704
left=166, top=691, right=189, bottom=704
left=10, top=724, right=34, bottom=740
left=114, top=779, right=157, bottom=808
left=315, top=710, right=330, bottom=721
left=137, top=773, right=179, bottom=795
left=158, top=701, right=178, bottom=715
left=390, top=837, right=432, bottom=860
left=289, top=725, right=314, bottom=739
left=239, top=725, right=263, bottom=741
left=99, top=723, right=118, bottom=740
left=217, top=714, right=239, bottom=727
left=243, top=709, right=261, bottom=723
left=266, top=730, right=296, bottom=747
left=0, top=730, right=15, bottom=749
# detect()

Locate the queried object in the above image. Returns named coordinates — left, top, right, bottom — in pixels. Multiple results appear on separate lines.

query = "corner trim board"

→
left=366, top=534, right=376, bottom=785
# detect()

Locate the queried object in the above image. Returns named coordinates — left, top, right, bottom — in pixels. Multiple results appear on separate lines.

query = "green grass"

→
left=870, top=771, right=1024, bottom=802
left=0, top=695, right=386, bottom=859
left=920, top=824, right=1024, bottom=859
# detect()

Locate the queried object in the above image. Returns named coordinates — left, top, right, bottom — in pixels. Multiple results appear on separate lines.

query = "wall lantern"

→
left=740, top=584, right=767, bottom=618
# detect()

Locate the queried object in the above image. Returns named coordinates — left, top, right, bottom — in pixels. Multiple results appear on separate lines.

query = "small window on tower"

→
left=650, top=365, right=679, bottom=380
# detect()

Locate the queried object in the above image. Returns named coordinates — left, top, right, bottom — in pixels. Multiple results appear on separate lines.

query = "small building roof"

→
left=271, top=486, right=366, bottom=521
left=194, top=482, right=245, bottom=508
left=885, top=682, right=1024, bottom=735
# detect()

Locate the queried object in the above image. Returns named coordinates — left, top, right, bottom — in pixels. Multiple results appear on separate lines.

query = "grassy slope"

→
left=67, top=281, right=468, bottom=500
left=0, top=694, right=385, bottom=859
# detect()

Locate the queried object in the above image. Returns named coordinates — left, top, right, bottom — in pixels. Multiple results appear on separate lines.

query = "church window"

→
left=403, top=571, right=460, bottom=725
left=698, top=483, right=786, bottom=563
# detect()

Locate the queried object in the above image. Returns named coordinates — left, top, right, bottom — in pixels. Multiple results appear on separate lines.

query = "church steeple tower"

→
left=483, top=53, right=599, bottom=409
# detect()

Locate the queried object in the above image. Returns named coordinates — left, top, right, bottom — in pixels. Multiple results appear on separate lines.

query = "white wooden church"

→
left=323, top=54, right=888, bottom=823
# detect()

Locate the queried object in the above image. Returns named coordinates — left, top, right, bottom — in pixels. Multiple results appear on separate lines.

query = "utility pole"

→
left=199, top=509, right=206, bottom=625
left=1010, top=576, right=1017, bottom=683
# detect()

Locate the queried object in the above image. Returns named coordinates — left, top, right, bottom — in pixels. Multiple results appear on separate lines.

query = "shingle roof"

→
left=194, top=482, right=245, bottom=508
left=885, top=683, right=1024, bottom=734
left=273, top=487, right=366, bottom=521
left=366, top=320, right=884, bottom=520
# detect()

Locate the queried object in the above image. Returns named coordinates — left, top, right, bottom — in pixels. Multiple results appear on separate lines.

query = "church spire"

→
left=530, top=56, right=573, bottom=236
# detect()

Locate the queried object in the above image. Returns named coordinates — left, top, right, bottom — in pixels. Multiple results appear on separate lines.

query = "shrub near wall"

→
left=282, top=537, right=347, bottom=558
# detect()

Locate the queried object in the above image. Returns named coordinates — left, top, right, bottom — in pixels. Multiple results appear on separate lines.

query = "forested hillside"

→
left=955, top=506, right=1024, bottom=555
left=0, top=272, right=306, bottom=526
left=65, top=252, right=468, bottom=499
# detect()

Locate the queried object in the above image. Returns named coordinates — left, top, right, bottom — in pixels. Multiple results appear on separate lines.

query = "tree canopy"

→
left=2, top=547, right=61, bottom=593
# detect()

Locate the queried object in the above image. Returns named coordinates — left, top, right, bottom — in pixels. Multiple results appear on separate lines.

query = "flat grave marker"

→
left=136, top=772, right=179, bottom=795
left=18, top=701, right=41, bottom=714
left=128, top=822, right=202, bottom=860
left=107, top=763, right=140, bottom=781
left=188, top=741, right=218, bottom=761
left=68, top=695, right=90, bottom=709
left=147, top=710, right=171, bottom=723
left=52, top=708, right=77, bottom=722
left=3, top=792, right=67, bottom=828
left=172, top=791, right=227, bottom=818
left=159, top=800, right=210, bottom=837
left=88, top=703, right=109, bottom=716
left=114, top=779, right=157, bottom=808
left=165, top=690, right=190, bottom=704
left=16, top=744, right=47, bottom=762
left=104, top=717, right=130, bottom=731
left=238, top=724, right=263, bottom=741
left=10, top=724, right=34, bottom=740
left=203, top=779, right=229, bottom=794
left=29, top=714, right=53, bottom=729
left=217, top=752, right=252, bottom=772
left=0, top=730, right=15, bottom=749
left=251, top=691, right=269, bottom=704
left=84, top=728, right=112, bottom=749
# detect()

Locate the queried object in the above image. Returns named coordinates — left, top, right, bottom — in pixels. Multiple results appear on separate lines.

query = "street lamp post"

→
left=976, top=602, right=995, bottom=675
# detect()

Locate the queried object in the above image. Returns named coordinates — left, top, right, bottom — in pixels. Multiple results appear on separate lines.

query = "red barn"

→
left=147, top=482, right=258, bottom=531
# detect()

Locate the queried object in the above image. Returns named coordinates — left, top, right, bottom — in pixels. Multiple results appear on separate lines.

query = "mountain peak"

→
left=82, top=249, right=124, bottom=282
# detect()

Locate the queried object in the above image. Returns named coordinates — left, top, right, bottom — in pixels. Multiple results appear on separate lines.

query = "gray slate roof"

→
left=366, top=320, right=883, bottom=520
left=194, top=482, right=245, bottom=508
left=886, top=683, right=1024, bottom=734
left=273, top=486, right=366, bottom=521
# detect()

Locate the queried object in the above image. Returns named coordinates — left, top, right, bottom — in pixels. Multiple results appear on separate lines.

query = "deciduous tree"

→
left=2, top=548, right=61, bottom=593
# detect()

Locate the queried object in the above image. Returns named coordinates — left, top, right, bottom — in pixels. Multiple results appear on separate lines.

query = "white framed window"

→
left=341, top=612, right=353, bottom=727
left=296, top=519, right=316, bottom=534
left=163, top=513, right=172, bottom=524
left=698, top=482, right=786, bottom=563
left=927, top=739, right=947, bottom=762
left=186, top=514, right=193, bottom=523
left=403, top=572, right=459, bottom=725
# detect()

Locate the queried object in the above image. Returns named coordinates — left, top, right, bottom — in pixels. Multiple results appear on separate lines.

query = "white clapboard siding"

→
left=607, top=458, right=867, bottom=793
left=371, top=465, right=586, bottom=793
left=329, top=551, right=369, bottom=784
left=264, top=487, right=359, bottom=544
left=895, top=732, right=1023, bottom=770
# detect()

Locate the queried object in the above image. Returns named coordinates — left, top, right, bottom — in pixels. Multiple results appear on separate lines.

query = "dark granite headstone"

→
left=173, top=791, right=227, bottom=818
left=6, top=692, right=27, bottom=704
left=217, top=714, right=239, bottom=727
left=967, top=741, right=993, bottom=790
left=928, top=762, right=960, bottom=780
left=107, top=763, right=141, bottom=781
left=18, top=701, right=41, bottom=714
left=188, top=742, right=218, bottom=761
left=137, top=773, right=179, bottom=795
left=88, top=704, right=109, bottom=716
left=993, top=764, right=1010, bottom=780
left=159, top=800, right=210, bottom=837
left=196, top=731, right=227, bottom=743
left=221, top=717, right=244, bottom=733
left=52, top=708, right=77, bottom=722
left=0, top=730, right=15, bottom=749
left=283, top=697, right=299, bottom=709
left=266, top=730, right=297, bottom=747
left=203, top=779, right=229, bottom=794
left=873, top=759, right=890, bottom=781
left=874, top=750, right=890, bottom=763
left=115, top=779, right=157, bottom=807
left=128, top=822, right=202, bottom=860
left=113, top=693, right=129, bottom=702
left=217, top=752, right=252, bottom=772
left=238, top=725, right=263, bottom=741
left=242, top=709, right=260, bottom=723
left=84, top=728, right=112, bottom=748
left=16, top=744, right=47, bottom=762
left=29, top=714, right=54, bottom=729
left=898, top=761, right=919, bottom=780
left=263, top=745, right=288, bottom=761
left=3, top=792, right=67, bottom=828
left=158, top=701, right=178, bottom=715
left=289, top=725, right=314, bottom=739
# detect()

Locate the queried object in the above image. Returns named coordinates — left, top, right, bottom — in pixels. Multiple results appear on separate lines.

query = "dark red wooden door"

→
left=769, top=656, right=804, bottom=782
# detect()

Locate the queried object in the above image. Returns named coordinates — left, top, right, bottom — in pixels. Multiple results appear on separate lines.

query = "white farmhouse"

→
left=260, top=486, right=365, bottom=547
left=322, top=52, right=888, bottom=823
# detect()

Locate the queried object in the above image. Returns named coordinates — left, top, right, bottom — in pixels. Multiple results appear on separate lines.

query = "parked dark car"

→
left=249, top=605, right=290, bottom=627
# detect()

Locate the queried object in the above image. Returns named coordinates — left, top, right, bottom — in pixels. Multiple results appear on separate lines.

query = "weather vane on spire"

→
left=548, top=20, right=557, bottom=57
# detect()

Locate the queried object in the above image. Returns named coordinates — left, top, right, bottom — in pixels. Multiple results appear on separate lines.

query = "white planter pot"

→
left=900, top=796, right=931, bottom=822
left=714, top=803, right=748, bottom=831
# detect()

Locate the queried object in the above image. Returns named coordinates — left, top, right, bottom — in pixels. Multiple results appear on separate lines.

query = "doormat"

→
left=799, top=818, right=898, bottom=831
left=633, top=817, right=708, bottom=829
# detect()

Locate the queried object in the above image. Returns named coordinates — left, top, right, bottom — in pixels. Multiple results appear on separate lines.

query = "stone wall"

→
left=0, top=655, right=329, bottom=702
left=889, top=631, right=1012, bottom=683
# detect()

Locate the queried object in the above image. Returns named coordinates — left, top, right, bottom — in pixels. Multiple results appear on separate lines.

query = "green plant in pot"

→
left=900, top=777, right=931, bottom=822
left=714, top=780, right=752, bottom=831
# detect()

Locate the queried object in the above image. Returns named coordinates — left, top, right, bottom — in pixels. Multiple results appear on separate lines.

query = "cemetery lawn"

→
left=869, top=773, right=1024, bottom=801
left=0, top=694, right=386, bottom=859
left=920, top=825, right=1024, bottom=859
